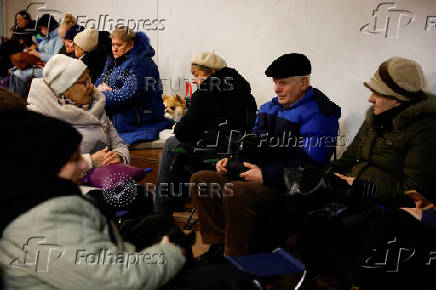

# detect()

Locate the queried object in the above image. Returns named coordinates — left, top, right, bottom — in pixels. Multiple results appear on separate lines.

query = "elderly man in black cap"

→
left=190, top=53, right=341, bottom=262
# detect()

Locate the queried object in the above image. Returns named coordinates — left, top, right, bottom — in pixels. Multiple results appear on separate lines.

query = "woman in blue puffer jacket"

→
left=96, top=26, right=167, bottom=144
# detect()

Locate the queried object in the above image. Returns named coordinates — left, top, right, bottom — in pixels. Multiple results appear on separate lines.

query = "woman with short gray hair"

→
left=95, top=26, right=166, bottom=144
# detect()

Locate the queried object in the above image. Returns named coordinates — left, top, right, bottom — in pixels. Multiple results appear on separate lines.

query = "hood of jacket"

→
left=198, top=67, right=252, bottom=96
left=27, top=78, right=107, bottom=126
left=107, top=31, right=155, bottom=64
left=46, top=27, right=59, bottom=40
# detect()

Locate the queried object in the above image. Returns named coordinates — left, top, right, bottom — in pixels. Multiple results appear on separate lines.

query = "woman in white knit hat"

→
left=73, top=28, right=108, bottom=83
left=27, top=54, right=129, bottom=169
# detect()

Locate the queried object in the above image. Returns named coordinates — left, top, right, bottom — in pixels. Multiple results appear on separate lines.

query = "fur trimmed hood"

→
left=106, top=31, right=155, bottom=63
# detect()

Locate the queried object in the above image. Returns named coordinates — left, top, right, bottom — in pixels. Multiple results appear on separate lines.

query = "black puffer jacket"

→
left=174, top=67, right=257, bottom=143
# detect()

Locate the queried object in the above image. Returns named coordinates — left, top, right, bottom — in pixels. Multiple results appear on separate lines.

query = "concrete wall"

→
left=3, top=0, right=436, bottom=151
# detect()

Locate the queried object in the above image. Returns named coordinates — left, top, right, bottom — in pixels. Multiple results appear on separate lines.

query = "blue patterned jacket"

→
left=96, top=32, right=165, bottom=134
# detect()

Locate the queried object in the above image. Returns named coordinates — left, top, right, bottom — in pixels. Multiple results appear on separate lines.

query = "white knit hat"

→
left=364, top=57, right=426, bottom=102
left=191, top=51, right=227, bottom=70
left=43, top=54, right=88, bottom=95
left=73, top=28, right=98, bottom=52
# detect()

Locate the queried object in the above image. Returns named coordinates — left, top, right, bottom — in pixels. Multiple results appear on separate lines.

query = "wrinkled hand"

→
left=103, top=150, right=122, bottom=166
left=334, top=173, right=355, bottom=186
left=401, top=201, right=435, bottom=221
left=240, top=162, right=263, bottom=184
left=404, top=190, right=432, bottom=207
left=91, top=146, right=109, bottom=167
left=216, top=158, right=228, bottom=175
left=97, top=83, right=113, bottom=92
left=160, top=235, right=186, bottom=256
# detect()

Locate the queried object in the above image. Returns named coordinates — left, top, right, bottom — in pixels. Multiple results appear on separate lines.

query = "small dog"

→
left=159, top=94, right=186, bottom=140
left=163, top=94, right=186, bottom=122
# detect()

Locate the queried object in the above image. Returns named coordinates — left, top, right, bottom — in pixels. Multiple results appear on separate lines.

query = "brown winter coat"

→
left=333, top=95, right=436, bottom=207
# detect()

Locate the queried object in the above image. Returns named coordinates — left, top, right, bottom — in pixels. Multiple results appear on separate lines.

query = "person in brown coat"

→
left=332, top=56, right=436, bottom=208
left=296, top=57, right=436, bottom=286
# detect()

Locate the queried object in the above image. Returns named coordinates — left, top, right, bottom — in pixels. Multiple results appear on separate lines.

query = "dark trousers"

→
left=352, top=209, right=436, bottom=289
left=154, top=136, right=185, bottom=215
left=191, top=170, right=276, bottom=256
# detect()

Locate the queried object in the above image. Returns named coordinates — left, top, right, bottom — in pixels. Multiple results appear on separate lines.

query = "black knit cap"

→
left=0, top=110, right=82, bottom=179
left=265, top=53, right=311, bottom=78
left=65, top=25, right=85, bottom=40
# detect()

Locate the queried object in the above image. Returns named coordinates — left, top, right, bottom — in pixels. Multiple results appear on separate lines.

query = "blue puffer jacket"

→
left=253, top=87, right=341, bottom=189
left=38, top=28, right=63, bottom=63
left=96, top=32, right=166, bottom=136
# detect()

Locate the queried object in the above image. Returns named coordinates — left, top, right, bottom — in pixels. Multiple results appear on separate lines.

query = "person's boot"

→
left=196, top=244, right=227, bottom=265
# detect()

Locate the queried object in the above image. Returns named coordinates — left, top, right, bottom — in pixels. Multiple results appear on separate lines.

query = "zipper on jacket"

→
left=135, top=108, right=142, bottom=126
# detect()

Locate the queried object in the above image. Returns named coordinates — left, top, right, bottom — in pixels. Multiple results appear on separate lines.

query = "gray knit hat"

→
left=364, top=57, right=426, bottom=102
left=191, top=51, right=227, bottom=70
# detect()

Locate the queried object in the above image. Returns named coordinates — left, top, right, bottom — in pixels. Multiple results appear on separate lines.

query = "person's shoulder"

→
left=303, top=87, right=341, bottom=120
left=395, top=94, right=436, bottom=130
left=3, top=196, right=101, bottom=237
left=258, top=98, right=278, bottom=113
left=40, top=196, right=98, bottom=216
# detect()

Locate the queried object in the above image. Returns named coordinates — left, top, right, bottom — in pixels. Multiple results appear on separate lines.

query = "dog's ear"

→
left=162, top=94, right=169, bottom=101
left=175, top=94, right=184, bottom=103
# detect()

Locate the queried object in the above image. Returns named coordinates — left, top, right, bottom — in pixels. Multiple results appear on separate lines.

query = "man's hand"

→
left=401, top=201, right=435, bottom=221
left=334, top=173, right=355, bottom=186
left=404, top=190, right=432, bottom=207
left=240, top=162, right=263, bottom=184
left=216, top=158, right=228, bottom=175
left=103, top=151, right=122, bottom=166
left=91, top=146, right=109, bottom=167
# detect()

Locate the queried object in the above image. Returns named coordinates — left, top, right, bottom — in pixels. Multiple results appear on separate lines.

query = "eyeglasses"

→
left=75, top=78, right=92, bottom=88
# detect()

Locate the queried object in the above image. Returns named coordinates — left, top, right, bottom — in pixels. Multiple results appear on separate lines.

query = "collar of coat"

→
left=365, top=93, right=436, bottom=130
left=1, top=177, right=82, bottom=235
left=27, top=78, right=108, bottom=127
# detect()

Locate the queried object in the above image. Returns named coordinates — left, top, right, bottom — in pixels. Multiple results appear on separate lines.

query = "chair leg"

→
left=184, top=208, right=196, bottom=230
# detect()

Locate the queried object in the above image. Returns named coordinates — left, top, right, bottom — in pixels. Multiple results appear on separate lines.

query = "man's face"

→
left=58, top=150, right=89, bottom=184
left=273, top=76, right=308, bottom=108
left=368, top=92, right=400, bottom=115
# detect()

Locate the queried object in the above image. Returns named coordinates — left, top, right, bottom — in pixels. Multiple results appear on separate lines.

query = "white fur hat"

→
left=73, top=28, right=98, bottom=52
left=191, top=51, right=227, bottom=70
left=43, top=54, right=88, bottom=95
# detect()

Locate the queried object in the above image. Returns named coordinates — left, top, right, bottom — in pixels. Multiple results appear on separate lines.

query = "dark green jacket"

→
left=333, top=95, right=436, bottom=207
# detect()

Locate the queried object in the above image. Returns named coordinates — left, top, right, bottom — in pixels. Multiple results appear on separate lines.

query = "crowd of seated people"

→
left=0, top=9, right=435, bottom=290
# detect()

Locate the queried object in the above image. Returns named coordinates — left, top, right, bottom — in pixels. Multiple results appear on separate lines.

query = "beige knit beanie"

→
left=191, top=51, right=227, bottom=70
left=364, top=57, right=426, bottom=102
left=74, top=28, right=98, bottom=52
